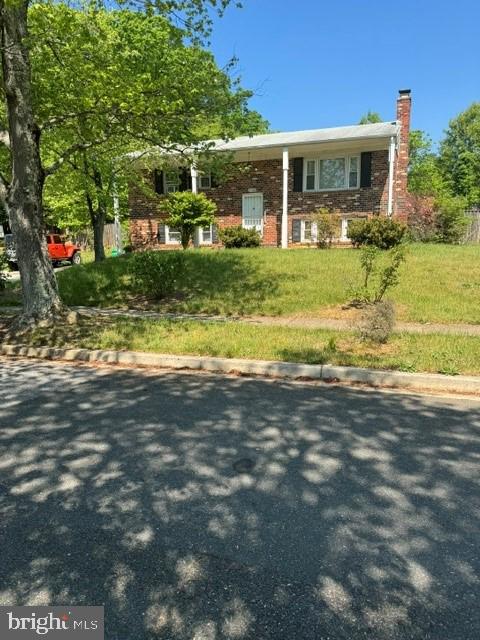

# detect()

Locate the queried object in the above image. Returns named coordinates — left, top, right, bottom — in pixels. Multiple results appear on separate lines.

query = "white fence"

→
left=464, top=208, right=480, bottom=243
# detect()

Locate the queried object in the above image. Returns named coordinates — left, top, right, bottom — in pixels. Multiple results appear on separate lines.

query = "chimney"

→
left=394, top=89, right=411, bottom=219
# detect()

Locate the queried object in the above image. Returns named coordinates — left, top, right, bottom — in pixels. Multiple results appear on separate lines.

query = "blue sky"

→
left=210, top=0, right=480, bottom=143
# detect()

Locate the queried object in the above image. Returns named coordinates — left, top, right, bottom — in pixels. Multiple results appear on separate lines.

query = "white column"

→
left=191, top=164, right=200, bottom=247
left=387, top=135, right=396, bottom=217
left=281, top=147, right=289, bottom=248
left=113, top=180, right=122, bottom=253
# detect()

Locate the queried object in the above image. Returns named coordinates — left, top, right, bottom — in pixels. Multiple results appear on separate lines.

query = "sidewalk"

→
left=1, top=304, right=480, bottom=336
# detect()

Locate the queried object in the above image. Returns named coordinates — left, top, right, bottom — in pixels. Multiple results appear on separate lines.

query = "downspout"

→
left=387, top=135, right=396, bottom=217
left=191, top=164, right=199, bottom=247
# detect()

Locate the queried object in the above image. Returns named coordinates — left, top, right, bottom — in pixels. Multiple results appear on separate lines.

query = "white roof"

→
left=210, top=121, right=399, bottom=152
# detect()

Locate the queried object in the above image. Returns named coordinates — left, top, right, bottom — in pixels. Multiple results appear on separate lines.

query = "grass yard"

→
left=15, top=315, right=480, bottom=375
left=56, top=244, right=480, bottom=324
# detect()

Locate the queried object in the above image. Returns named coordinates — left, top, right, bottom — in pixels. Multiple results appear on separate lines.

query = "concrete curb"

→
left=1, top=344, right=479, bottom=395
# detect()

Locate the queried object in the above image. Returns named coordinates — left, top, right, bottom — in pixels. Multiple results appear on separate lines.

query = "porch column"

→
left=191, top=164, right=200, bottom=247
left=281, top=146, right=289, bottom=248
left=387, top=135, right=396, bottom=217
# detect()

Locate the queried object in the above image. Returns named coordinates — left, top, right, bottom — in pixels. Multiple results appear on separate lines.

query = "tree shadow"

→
left=0, top=360, right=479, bottom=639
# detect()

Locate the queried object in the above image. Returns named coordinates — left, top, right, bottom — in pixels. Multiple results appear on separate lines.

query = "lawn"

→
left=56, top=244, right=480, bottom=324
left=18, top=315, right=480, bottom=375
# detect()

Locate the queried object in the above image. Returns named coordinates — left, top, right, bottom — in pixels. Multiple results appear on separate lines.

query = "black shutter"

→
left=154, top=169, right=164, bottom=195
left=293, top=157, right=303, bottom=192
left=292, top=219, right=301, bottom=242
left=360, top=152, right=372, bottom=188
left=179, top=169, right=192, bottom=192
left=211, top=172, right=219, bottom=188
left=212, top=224, right=218, bottom=243
left=157, top=223, right=166, bottom=244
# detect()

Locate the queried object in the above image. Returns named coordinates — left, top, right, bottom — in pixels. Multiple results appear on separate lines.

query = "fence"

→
left=464, top=208, right=480, bottom=243
left=74, top=223, right=121, bottom=250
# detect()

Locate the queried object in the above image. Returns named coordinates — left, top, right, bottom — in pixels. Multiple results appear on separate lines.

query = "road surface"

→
left=0, top=358, right=479, bottom=639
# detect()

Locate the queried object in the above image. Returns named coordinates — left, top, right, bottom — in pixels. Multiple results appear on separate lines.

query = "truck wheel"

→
left=71, top=252, right=81, bottom=265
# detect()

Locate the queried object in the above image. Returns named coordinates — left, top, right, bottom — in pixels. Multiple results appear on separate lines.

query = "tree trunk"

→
left=0, top=1, right=62, bottom=321
left=92, top=209, right=106, bottom=262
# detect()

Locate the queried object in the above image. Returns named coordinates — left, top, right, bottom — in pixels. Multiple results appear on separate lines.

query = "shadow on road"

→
left=0, top=360, right=479, bottom=639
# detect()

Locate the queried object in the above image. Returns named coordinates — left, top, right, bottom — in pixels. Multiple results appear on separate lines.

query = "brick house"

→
left=129, top=89, right=411, bottom=248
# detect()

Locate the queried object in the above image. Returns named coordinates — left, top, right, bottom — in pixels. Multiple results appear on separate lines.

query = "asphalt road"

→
left=0, top=358, right=479, bottom=640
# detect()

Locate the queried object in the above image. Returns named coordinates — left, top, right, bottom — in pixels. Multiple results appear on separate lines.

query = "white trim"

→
left=199, top=225, right=213, bottom=244
left=387, top=135, right=396, bottom=216
left=242, top=192, right=264, bottom=235
left=281, top=147, right=289, bottom=248
left=165, top=225, right=181, bottom=244
left=303, top=154, right=360, bottom=192
left=301, top=220, right=317, bottom=243
left=199, top=173, right=212, bottom=190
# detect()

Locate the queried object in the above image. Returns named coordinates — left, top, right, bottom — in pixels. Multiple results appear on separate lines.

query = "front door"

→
left=242, top=193, right=264, bottom=234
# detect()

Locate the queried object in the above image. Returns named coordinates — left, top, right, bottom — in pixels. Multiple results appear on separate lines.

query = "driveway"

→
left=0, top=358, right=479, bottom=639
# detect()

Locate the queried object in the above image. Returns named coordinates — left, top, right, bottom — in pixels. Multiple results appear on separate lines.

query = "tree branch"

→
left=43, top=137, right=110, bottom=177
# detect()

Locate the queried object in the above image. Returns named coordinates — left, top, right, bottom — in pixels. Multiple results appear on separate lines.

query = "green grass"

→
left=25, top=316, right=480, bottom=375
left=56, top=244, right=480, bottom=324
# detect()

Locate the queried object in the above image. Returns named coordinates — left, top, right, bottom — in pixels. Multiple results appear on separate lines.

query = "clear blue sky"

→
left=210, top=0, right=480, bottom=143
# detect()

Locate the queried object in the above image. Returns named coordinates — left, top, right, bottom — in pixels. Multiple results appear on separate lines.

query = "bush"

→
left=218, top=225, right=261, bottom=248
left=349, top=217, right=407, bottom=249
left=129, top=250, right=185, bottom=299
left=434, top=195, right=469, bottom=243
left=348, top=245, right=406, bottom=304
left=358, top=300, right=396, bottom=344
left=312, top=208, right=341, bottom=248
left=0, top=251, right=8, bottom=290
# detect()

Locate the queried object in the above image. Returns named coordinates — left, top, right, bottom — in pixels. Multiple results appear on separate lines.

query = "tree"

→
left=358, top=111, right=382, bottom=124
left=0, top=0, right=240, bottom=322
left=408, top=130, right=446, bottom=196
left=164, top=191, right=217, bottom=249
left=440, top=103, right=480, bottom=205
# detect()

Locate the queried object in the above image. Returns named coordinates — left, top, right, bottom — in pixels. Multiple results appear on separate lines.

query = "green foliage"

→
left=358, top=300, right=396, bottom=344
left=129, top=251, right=186, bottom=299
left=218, top=225, right=261, bottom=248
left=440, top=103, right=480, bottom=205
left=312, top=209, right=341, bottom=248
left=349, top=245, right=406, bottom=304
left=358, top=111, right=382, bottom=124
left=433, top=194, right=469, bottom=243
left=408, top=130, right=447, bottom=196
left=348, top=217, right=407, bottom=249
left=0, top=250, right=8, bottom=290
left=164, top=192, right=217, bottom=249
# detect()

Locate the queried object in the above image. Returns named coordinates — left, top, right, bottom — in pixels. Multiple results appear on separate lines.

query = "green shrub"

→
left=0, top=251, right=8, bottom=290
left=164, top=191, right=217, bottom=249
left=129, top=251, right=185, bottom=299
left=348, top=245, right=406, bottom=304
left=312, top=208, right=341, bottom=248
left=349, top=217, right=407, bottom=249
left=433, top=195, right=469, bottom=243
left=218, top=225, right=261, bottom=248
left=358, top=300, right=396, bottom=344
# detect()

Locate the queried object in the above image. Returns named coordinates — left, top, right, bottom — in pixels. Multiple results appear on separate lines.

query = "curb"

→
left=1, top=344, right=479, bottom=395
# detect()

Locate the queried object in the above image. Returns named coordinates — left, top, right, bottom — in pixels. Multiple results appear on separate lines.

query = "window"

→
left=199, top=173, right=211, bottom=190
left=341, top=216, right=367, bottom=241
left=301, top=220, right=317, bottom=243
left=305, top=161, right=316, bottom=191
left=304, top=155, right=360, bottom=191
left=165, top=226, right=181, bottom=244
left=165, top=170, right=179, bottom=194
left=200, top=225, right=212, bottom=244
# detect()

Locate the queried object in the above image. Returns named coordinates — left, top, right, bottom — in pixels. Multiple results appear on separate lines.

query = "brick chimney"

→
left=394, top=89, right=411, bottom=219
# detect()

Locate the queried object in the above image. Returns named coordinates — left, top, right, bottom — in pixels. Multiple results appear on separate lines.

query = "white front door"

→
left=242, top=193, right=264, bottom=234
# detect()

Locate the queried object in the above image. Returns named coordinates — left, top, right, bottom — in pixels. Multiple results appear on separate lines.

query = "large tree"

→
left=32, top=5, right=267, bottom=262
left=440, top=103, right=480, bottom=205
left=0, top=0, right=241, bottom=322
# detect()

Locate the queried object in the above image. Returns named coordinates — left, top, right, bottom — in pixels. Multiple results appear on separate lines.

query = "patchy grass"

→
left=10, top=315, right=480, bottom=375
left=55, top=244, right=480, bottom=324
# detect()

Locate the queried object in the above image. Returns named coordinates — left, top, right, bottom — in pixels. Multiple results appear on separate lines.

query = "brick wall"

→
left=393, top=90, right=411, bottom=220
left=129, top=151, right=389, bottom=247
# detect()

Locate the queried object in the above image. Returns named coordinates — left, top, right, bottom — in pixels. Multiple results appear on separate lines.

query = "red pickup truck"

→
left=5, top=233, right=81, bottom=269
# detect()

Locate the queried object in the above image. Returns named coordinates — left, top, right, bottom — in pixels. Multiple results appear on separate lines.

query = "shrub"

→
left=358, top=300, right=396, bottom=344
left=129, top=250, right=185, bottom=299
left=218, top=225, right=261, bottom=248
left=348, top=245, right=406, bottom=304
left=349, top=217, right=407, bottom=249
left=434, top=194, right=469, bottom=243
left=312, top=208, right=341, bottom=248
left=0, top=250, right=8, bottom=290
left=164, top=191, right=217, bottom=249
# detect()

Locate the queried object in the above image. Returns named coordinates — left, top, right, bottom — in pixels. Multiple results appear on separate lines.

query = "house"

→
left=129, top=89, right=411, bottom=248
